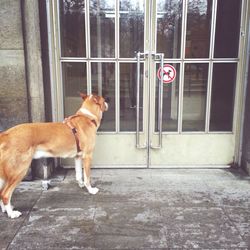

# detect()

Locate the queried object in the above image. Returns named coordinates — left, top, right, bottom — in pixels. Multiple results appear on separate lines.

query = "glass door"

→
left=49, top=0, right=247, bottom=167
left=149, top=0, right=245, bottom=166
left=55, top=0, right=150, bottom=167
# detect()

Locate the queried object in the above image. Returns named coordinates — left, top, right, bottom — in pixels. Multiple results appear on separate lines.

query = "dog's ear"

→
left=93, top=95, right=101, bottom=105
left=79, top=92, right=88, bottom=100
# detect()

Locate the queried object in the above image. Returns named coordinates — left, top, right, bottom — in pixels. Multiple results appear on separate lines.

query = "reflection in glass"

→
left=120, top=0, right=144, bottom=58
left=60, top=0, right=86, bottom=57
left=210, top=63, right=237, bottom=131
left=185, top=0, right=212, bottom=58
left=90, top=0, right=115, bottom=58
left=62, top=62, right=87, bottom=117
left=182, top=64, right=208, bottom=131
left=91, top=63, right=116, bottom=131
left=157, top=0, right=182, bottom=58
left=214, top=0, right=241, bottom=58
left=155, top=64, right=180, bottom=132
left=120, top=63, right=143, bottom=131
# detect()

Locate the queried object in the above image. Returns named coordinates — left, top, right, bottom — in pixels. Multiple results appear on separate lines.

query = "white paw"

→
left=78, top=181, right=85, bottom=188
left=0, top=201, right=6, bottom=213
left=87, top=187, right=99, bottom=195
left=8, top=210, right=22, bottom=219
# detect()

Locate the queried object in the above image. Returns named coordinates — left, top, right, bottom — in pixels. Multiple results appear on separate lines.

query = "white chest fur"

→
left=33, top=150, right=54, bottom=159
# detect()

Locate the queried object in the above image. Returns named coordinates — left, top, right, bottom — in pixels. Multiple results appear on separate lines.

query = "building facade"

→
left=0, top=0, right=250, bottom=176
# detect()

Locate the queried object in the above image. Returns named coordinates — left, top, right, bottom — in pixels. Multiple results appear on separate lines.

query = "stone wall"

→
left=0, top=0, right=29, bottom=131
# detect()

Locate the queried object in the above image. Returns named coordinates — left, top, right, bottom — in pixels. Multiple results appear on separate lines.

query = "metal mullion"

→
left=116, top=0, right=119, bottom=59
left=56, top=0, right=62, bottom=59
left=205, top=61, right=213, bottom=133
left=61, top=58, right=125, bottom=62
left=116, top=61, right=119, bottom=133
left=184, top=60, right=210, bottom=64
left=209, top=0, right=217, bottom=59
left=85, top=0, right=91, bottom=94
left=212, top=58, right=239, bottom=62
left=178, top=0, right=188, bottom=133
left=181, top=0, right=188, bottom=60
left=55, top=0, right=65, bottom=121
left=85, top=58, right=116, bottom=62
left=85, top=0, right=91, bottom=59
left=87, top=61, right=91, bottom=95
left=116, top=0, right=120, bottom=133
left=60, top=58, right=88, bottom=62
left=115, top=0, right=119, bottom=131
left=178, top=61, right=184, bottom=133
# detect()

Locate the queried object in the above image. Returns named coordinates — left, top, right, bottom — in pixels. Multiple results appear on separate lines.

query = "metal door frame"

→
left=46, top=0, right=250, bottom=167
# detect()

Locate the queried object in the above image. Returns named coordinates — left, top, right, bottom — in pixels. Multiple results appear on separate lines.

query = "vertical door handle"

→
left=136, top=51, right=147, bottom=149
left=151, top=53, right=164, bottom=149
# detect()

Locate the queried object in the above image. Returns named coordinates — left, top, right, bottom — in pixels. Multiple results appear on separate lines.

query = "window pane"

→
left=156, top=0, right=182, bottom=58
left=120, top=63, right=143, bottom=131
left=155, top=64, right=180, bottom=132
left=182, top=64, right=208, bottom=131
left=90, top=0, right=115, bottom=58
left=210, top=63, right=237, bottom=131
left=214, top=0, right=241, bottom=58
left=62, top=62, right=87, bottom=117
left=60, top=0, right=86, bottom=57
left=185, top=0, right=212, bottom=58
left=120, top=0, right=144, bottom=58
left=91, top=63, right=116, bottom=131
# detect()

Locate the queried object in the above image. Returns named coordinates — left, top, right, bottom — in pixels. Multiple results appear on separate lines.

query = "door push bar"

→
left=136, top=51, right=164, bottom=149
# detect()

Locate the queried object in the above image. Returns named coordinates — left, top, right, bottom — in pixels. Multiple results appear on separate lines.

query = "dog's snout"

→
left=104, top=102, right=109, bottom=111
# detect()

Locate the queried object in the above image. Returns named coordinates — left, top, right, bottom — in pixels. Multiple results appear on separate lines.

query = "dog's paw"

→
left=87, top=187, right=99, bottom=195
left=78, top=181, right=85, bottom=188
left=8, top=210, right=22, bottom=219
left=0, top=201, right=6, bottom=213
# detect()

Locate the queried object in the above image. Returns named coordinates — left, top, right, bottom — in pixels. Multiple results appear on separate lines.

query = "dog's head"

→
left=80, top=93, right=108, bottom=113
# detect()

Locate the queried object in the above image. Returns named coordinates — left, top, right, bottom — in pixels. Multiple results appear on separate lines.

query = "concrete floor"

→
left=0, top=168, right=250, bottom=250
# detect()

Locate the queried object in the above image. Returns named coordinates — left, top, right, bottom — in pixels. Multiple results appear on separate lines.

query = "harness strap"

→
left=63, top=114, right=98, bottom=154
left=63, top=118, right=81, bottom=153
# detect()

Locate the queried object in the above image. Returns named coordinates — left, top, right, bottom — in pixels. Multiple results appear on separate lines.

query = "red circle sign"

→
left=157, top=64, right=176, bottom=84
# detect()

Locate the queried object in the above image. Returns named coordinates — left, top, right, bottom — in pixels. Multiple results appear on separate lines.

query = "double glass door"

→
left=49, top=0, right=247, bottom=167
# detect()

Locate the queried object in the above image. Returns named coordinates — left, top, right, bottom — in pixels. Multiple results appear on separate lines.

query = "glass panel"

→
left=155, top=63, right=180, bottom=132
left=120, top=0, right=144, bottom=58
left=62, top=62, right=87, bottom=117
left=60, top=0, right=86, bottom=57
left=185, top=0, right=212, bottom=58
left=214, top=0, right=241, bottom=58
left=90, top=0, right=115, bottom=58
left=182, top=63, right=208, bottom=131
left=120, top=63, right=143, bottom=131
left=156, top=0, right=182, bottom=58
left=210, top=63, right=237, bottom=131
left=91, top=62, right=116, bottom=131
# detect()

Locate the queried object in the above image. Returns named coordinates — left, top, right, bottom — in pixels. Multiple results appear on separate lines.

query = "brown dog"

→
left=0, top=93, right=108, bottom=218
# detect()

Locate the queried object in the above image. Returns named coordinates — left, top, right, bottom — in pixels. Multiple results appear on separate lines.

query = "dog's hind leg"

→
left=1, top=172, right=27, bottom=218
left=1, top=159, right=31, bottom=219
left=0, top=178, right=6, bottom=212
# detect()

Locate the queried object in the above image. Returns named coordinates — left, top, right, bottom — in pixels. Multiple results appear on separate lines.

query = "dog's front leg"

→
left=75, top=156, right=84, bottom=188
left=83, top=155, right=99, bottom=195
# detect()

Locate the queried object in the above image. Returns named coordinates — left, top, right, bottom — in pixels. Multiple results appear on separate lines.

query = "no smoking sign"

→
left=157, top=64, right=176, bottom=84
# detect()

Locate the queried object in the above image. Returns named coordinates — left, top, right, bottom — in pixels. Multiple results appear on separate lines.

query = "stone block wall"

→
left=0, top=0, right=29, bottom=131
